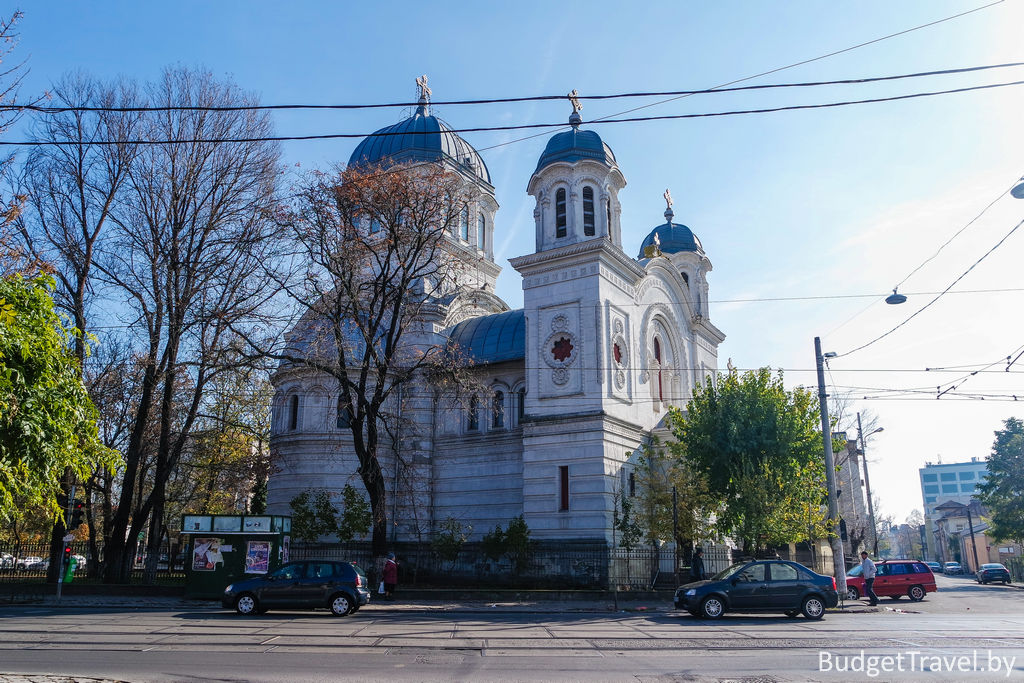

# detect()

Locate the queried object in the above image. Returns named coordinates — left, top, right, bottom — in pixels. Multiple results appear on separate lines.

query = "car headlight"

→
left=685, top=589, right=696, bottom=596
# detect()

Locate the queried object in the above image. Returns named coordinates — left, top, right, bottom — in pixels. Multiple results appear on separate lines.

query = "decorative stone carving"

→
left=551, top=314, right=569, bottom=332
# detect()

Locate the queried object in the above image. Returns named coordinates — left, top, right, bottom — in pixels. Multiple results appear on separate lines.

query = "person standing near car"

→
left=382, top=552, right=398, bottom=600
left=860, top=550, right=878, bottom=606
left=689, top=548, right=705, bottom=582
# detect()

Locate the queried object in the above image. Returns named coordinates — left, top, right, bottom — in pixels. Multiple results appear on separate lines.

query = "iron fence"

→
left=0, top=542, right=186, bottom=583
left=1006, top=557, right=1024, bottom=582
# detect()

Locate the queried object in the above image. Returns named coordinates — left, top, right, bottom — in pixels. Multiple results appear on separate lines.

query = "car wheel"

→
left=699, top=596, right=725, bottom=619
left=908, top=585, right=926, bottom=601
left=801, top=595, right=825, bottom=620
left=329, top=593, right=353, bottom=617
left=846, top=586, right=859, bottom=600
left=235, top=593, right=259, bottom=616
left=784, top=610, right=799, bottom=618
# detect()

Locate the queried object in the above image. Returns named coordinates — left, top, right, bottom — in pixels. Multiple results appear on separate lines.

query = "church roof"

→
left=348, top=103, right=491, bottom=183
left=446, top=309, right=525, bottom=365
left=535, top=128, right=616, bottom=173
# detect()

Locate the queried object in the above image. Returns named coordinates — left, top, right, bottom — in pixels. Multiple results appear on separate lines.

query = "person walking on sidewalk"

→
left=382, top=552, right=398, bottom=601
left=689, top=548, right=706, bottom=582
left=860, top=550, right=878, bottom=606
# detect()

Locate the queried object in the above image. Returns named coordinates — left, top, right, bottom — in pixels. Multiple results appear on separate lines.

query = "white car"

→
left=943, top=561, right=963, bottom=575
left=17, top=556, right=43, bottom=570
left=0, top=553, right=13, bottom=569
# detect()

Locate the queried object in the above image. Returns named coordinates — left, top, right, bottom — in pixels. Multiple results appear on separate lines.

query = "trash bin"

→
left=63, top=557, right=77, bottom=583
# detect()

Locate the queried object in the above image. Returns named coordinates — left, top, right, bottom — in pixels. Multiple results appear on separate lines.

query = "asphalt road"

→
left=0, top=574, right=1022, bottom=682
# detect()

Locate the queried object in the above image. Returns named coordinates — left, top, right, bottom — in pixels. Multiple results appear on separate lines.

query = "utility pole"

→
left=857, top=413, right=880, bottom=556
left=964, top=501, right=980, bottom=572
left=814, top=337, right=847, bottom=595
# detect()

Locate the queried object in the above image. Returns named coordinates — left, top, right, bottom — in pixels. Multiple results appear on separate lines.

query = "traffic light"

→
left=62, top=545, right=72, bottom=565
left=70, top=501, right=85, bottom=528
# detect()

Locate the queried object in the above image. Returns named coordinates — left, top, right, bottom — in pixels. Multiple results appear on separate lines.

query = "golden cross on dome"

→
left=568, top=89, right=583, bottom=114
left=416, top=74, right=431, bottom=101
left=663, top=188, right=673, bottom=210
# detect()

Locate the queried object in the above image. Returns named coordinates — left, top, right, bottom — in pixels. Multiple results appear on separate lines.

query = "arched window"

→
left=289, top=395, right=300, bottom=431
left=582, top=186, right=595, bottom=236
left=555, top=188, right=567, bottom=238
left=460, top=205, right=470, bottom=241
left=653, top=338, right=664, bottom=402
left=337, top=397, right=352, bottom=429
left=477, top=213, right=486, bottom=250
left=492, top=391, right=505, bottom=429
left=516, top=388, right=526, bottom=423
left=606, top=198, right=612, bottom=234
left=467, top=396, right=480, bottom=431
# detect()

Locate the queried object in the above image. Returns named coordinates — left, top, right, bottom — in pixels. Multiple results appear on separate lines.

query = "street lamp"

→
left=814, top=338, right=847, bottom=594
left=857, top=414, right=882, bottom=556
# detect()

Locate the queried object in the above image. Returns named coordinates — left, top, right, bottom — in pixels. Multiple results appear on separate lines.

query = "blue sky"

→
left=12, top=1, right=1024, bottom=525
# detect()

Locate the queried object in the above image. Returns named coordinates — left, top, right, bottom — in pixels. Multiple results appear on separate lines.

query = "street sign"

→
left=63, top=534, right=74, bottom=542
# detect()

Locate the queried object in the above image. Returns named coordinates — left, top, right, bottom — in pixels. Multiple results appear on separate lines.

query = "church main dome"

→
left=348, top=96, right=491, bottom=184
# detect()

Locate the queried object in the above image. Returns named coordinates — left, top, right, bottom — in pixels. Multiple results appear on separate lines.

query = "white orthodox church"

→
left=267, top=81, right=725, bottom=544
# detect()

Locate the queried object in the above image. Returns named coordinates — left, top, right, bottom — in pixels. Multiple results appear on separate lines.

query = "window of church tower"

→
left=467, top=395, right=480, bottom=431
left=460, top=205, right=470, bottom=241
left=613, top=343, right=622, bottom=364
left=477, top=213, right=486, bottom=250
left=582, top=187, right=595, bottom=236
left=289, top=395, right=300, bottom=431
left=492, top=391, right=504, bottom=429
left=555, top=188, right=567, bottom=238
left=606, top=198, right=611, bottom=232
left=369, top=218, right=381, bottom=234
left=653, top=338, right=664, bottom=401
left=681, top=272, right=689, bottom=287
left=516, top=388, right=525, bottom=423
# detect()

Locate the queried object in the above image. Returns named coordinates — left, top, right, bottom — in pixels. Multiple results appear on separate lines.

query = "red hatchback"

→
left=845, top=560, right=937, bottom=602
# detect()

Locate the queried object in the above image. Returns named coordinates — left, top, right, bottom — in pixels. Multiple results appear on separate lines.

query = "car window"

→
left=308, top=563, right=334, bottom=578
left=847, top=565, right=863, bottom=577
left=890, top=563, right=908, bottom=575
left=769, top=563, right=799, bottom=581
left=272, top=563, right=304, bottom=580
left=912, top=563, right=929, bottom=573
left=876, top=564, right=890, bottom=576
left=712, top=563, right=747, bottom=581
left=736, top=563, right=766, bottom=582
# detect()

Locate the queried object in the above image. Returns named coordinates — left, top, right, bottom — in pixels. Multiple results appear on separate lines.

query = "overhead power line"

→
left=837, top=215, right=1024, bottom=358
left=3, top=78, right=1023, bottom=147
left=8, top=62, right=1023, bottom=114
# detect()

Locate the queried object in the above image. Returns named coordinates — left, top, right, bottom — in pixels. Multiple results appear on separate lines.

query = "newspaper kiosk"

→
left=181, top=514, right=291, bottom=599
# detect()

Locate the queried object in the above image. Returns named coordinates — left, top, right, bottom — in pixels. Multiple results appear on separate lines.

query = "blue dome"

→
left=637, top=222, right=703, bottom=259
left=446, top=309, right=524, bottom=365
left=535, top=128, right=616, bottom=173
left=348, top=104, right=491, bottom=184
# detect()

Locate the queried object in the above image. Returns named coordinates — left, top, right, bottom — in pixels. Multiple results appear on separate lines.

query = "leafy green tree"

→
left=289, top=489, right=339, bottom=543
left=0, top=274, right=118, bottom=518
left=431, top=516, right=470, bottom=568
left=336, top=483, right=371, bottom=544
left=288, top=485, right=370, bottom=544
left=673, top=367, right=823, bottom=553
left=977, top=417, right=1024, bottom=543
left=481, top=515, right=532, bottom=574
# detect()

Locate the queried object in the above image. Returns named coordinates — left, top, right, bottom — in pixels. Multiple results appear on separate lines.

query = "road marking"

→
left=260, top=636, right=279, bottom=645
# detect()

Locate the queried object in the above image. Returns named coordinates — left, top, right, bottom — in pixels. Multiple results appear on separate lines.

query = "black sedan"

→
left=976, top=563, right=1012, bottom=585
left=674, top=559, right=839, bottom=620
left=222, top=560, right=370, bottom=616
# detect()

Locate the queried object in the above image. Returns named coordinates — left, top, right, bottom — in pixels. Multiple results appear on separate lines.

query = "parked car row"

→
left=0, top=554, right=87, bottom=571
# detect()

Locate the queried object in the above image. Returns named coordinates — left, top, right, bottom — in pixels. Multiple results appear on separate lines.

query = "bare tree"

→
left=97, top=67, right=280, bottom=583
left=0, top=11, right=34, bottom=275
left=269, top=162, right=479, bottom=557
left=13, top=72, right=142, bottom=579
